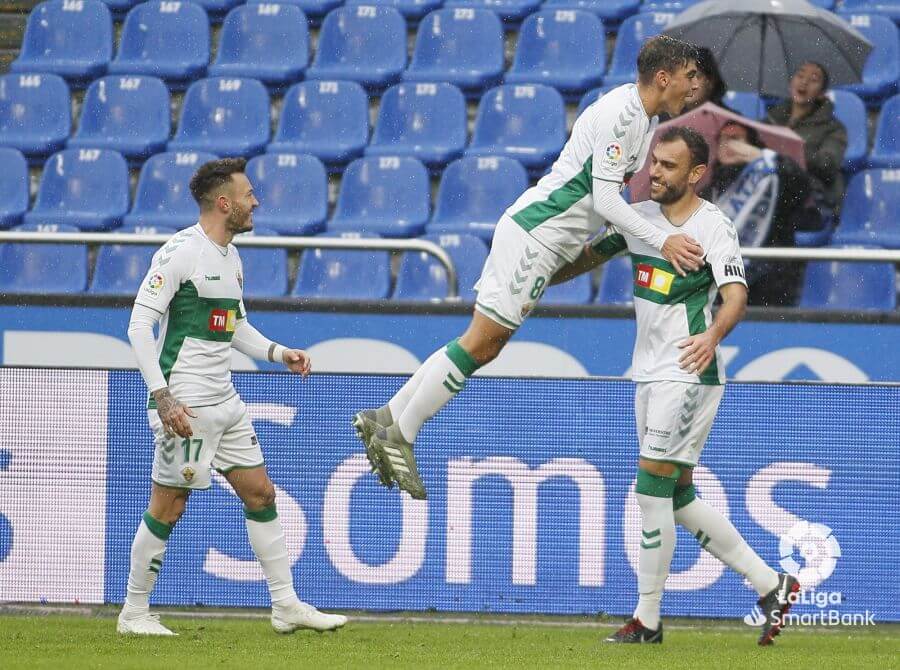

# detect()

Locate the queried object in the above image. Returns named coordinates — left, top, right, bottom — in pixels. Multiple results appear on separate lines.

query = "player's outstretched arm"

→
left=550, top=242, right=612, bottom=286
left=677, top=282, right=748, bottom=375
left=592, top=180, right=703, bottom=276
left=231, top=317, right=311, bottom=377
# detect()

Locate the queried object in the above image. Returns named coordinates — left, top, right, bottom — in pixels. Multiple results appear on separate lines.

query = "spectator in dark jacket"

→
left=766, top=62, right=848, bottom=219
left=702, top=121, right=810, bottom=306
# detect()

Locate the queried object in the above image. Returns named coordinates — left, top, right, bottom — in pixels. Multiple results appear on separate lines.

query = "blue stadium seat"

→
left=346, top=0, right=443, bottom=20
left=247, top=0, right=340, bottom=21
left=541, top=0, right=640, bottom=23
left=0, top=73, right=70, bottom=161
left=394, top=233, right=488, bottom=301
left=366, top=83, right=467, bottom=170
left=89, top=224, right=176, bottom=295
left=193, top=0, right=242, bottom=20
left=99, top=0, right=142, bottom=17
left=246, top=153, right=327, bottom=235
left=124, top=151, right=217, bottom=229
left=208, top=4, right=309, bottom=89
left=869, top=94, right=900, bottom=168
left=505, top=10, right=605, bottom=98
left=576, top=85, right=618, bottom=115
left=108, top=1, right=209, bottom=87
left=306, top=6, right=407, bottom=91
left=841, top=0, right=900, bottom=21
left=292, top=232, right=392, bottom=299
left=722, top=91, right=765, bottom=120
left=444, top=0, right=542, bottom=23
left=604, top=12, right=674, bottom=86
left=25, top=149, right=129, bottom=232
left=68, top=76, right=170, bottom=162
left=539, top=273, right=593, bottom=304
left=329, top=156, right=431, bottom=237
left=808, top=0, right=835, bottom=8
left=428, top=156, right=528, bottom=241
left=11, top=0, right=112, bottom=85
left=0, top=222, right=88, bottom=293
left=466, top=84, right=567, bottom=173
left=832, top=170, right=900, bottom=248
left=0, top=148, right=29, bottom=229
left=799, top=260, right=897, bottom=310
left=169, top=78, right=270, bottom=157
left=268, top=81, right=369, bottom=168
left=595, top=254, right=633, bottom=305
left=639, top=0, right=698, bottom=10
left=837, top=14, right=899, bottom=103
left=236, top=227, right=289, bottom=297
left=404, top=9, right=504, bottom=97
left=825, top=90, right=867, bottom=171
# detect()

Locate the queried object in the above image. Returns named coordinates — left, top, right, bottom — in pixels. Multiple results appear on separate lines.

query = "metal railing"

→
left=0, top=231, right=460, bottom=299
left=1, top=230, right=899, bottom=301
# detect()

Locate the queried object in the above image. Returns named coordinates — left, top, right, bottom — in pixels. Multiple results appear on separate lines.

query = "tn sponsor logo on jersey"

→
left=204, top=274, right=221, bottom=281
left=209, top=308, right=237, bottom=333
left=636, top=264, right=675, bottom=295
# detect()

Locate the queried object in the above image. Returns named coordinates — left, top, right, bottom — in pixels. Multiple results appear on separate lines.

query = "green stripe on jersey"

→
left=511, top=157, right=593, bottom=232
left=592, top=232, right=627, bottom=257
left=158, top=280, right=242, bottom=381
left=630, top=254, right=714, bottom=306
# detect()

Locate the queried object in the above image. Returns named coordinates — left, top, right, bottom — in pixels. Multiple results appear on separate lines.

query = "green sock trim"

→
left=142, top=511, right=172, bottom=541
left=445, top=339, right=480, bottom=378
left=244, top=504, right=278, bottom=523
left=673, top=483, right=697, bottom=510
left=635, top=469, right=678, bottom=498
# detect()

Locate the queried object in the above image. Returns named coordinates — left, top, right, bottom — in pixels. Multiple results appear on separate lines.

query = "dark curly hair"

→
left=189, top=157, right=247, bottom=210
left=637, top=35, right=699, bottom=85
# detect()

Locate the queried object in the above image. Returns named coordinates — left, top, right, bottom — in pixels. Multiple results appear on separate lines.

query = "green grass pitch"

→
left=1, top=610, right=897, bottom=670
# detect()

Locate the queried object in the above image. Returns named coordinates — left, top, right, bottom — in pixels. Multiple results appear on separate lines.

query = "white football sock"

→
left=124, top=512, right=170, bottom=611
left=396, top=340, right=479, bottom=443
left=632, top=471, right=677, bottom=631
left=386, top=350, right=443, bottom=422
left=675, top=494, right=779, bottom=596
left=245, top=505, right=300, bottom=607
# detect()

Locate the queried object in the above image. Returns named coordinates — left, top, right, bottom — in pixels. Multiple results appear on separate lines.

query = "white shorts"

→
left=474, top=215, right=566, bottom=329
left=635, top=380, right=725, bottom=468
left=149, top=394, right=263, bottom=490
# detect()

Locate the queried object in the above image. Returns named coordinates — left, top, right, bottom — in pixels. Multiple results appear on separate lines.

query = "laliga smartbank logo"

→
left=744, top=521, right=876, bottom=627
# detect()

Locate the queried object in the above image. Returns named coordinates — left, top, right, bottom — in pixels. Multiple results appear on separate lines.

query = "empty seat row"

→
left=1, top=223, right=895, bottom=310
left=0, top=224, right=490, bottom=301
left=12, top=2, right=900, bottom=103
left=0, top=75, right=571, bottom=172
left=0, top=147, right=530, bottom=239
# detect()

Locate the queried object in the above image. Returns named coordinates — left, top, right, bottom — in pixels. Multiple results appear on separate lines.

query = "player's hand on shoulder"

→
left=282, top=349, right=312, bottom=377
left=662, top=234, right=704, bottom=276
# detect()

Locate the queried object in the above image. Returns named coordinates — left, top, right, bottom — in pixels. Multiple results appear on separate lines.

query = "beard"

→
left=226, top=202, right=253, bottom=234
left=651, top=179, right=688, bottom=205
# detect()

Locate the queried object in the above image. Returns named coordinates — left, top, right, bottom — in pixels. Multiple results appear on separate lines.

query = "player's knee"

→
left=260, top=481, right=276, bottom=508
left=244, top=480, right=276, bottom=510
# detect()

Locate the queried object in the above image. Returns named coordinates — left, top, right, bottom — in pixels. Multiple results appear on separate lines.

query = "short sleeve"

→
left=591, top=224, right=628, bottom=257
left=706, top=218, right=748, bottom=288
left=590, top=96, right=644, bottom=184
left=134, top=244, right=193, bottom=313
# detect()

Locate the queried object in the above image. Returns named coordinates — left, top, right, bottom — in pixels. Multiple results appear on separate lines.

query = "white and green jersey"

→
left=592, top=199, right=747, bottom=385
left=135, top=224, right=246, bottom=406
left=506, top=84, right=658, bottom=263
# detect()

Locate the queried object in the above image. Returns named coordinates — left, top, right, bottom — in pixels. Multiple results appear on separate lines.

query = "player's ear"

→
left=656, top=69, right=670, bottom=88
left=689, top=163, right=707, bottom=185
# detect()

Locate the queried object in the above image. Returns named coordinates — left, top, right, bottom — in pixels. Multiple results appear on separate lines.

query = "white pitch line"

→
left=0, top=604, right=882, bottom=635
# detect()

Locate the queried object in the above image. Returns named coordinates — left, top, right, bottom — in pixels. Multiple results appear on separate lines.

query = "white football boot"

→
left=271, top=601, right=348, bottom=633
left=117, top=604, right=178, bottom=636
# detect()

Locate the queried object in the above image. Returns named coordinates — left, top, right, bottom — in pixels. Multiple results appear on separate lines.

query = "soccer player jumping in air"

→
left=354, top=36, right=705, bottom=500
left=119, top=158, right=347, bottom=636
left=552, top=127, right=800, bottom=646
